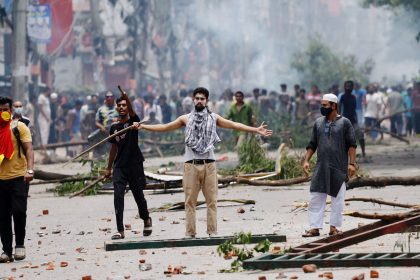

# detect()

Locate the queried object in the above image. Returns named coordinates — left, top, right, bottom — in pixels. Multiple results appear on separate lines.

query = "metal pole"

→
left=11, top=0, right=28, bottom=102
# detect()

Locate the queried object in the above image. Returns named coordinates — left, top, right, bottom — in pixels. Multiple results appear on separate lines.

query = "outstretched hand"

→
left=256, top=121, right=273, bottom=137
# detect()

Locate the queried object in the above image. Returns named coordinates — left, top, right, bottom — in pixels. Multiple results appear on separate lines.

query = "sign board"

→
left=28, top=4, right=52, bottom=43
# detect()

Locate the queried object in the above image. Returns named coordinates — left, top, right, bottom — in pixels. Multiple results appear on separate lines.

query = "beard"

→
left=195, top=104, right=205, bottom=112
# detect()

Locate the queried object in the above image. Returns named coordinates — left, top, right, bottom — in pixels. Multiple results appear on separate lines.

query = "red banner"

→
left=39, top=0, right=74, bottom=55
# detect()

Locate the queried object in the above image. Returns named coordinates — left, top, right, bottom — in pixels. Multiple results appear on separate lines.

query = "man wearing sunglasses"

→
left=302, top=93, right=357, bottom=237
left=135, top=87, right=272, bottom=238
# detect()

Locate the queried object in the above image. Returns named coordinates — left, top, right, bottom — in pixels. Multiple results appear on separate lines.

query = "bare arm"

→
left=302, top=148, right=315, bottom=176
left=347, top=146, right=357, bottom=178
left=138, top=115, right=187, bottom=132
left=216, top=115, right=272, bottom=136
left=22, top=142, right=34, bottom=182
left=105, top=143, right=118, bottom=178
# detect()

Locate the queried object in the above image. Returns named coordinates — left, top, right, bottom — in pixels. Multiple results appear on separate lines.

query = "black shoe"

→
left=143, top=217, right=152, bottom=236
left=0, top=252, right=14, bottom=263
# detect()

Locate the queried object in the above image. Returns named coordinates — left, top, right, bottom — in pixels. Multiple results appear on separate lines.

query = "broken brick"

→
left=323, top=272, right=334, bottom=279
left=258, top=276, right=267, bottom=280
left=351, top=273, right=365, bottom=280
left=42, top=210, right=49, bottom=215
left=124, top=224, right=132, bottom=230
left=81, top=276, right=92, bottom=280
left=237, top=207, right=245, bottom=214
left=60, top=262, right=68, bottom=267
left=370, top=270, right=379, bottom=278
left=302, top=264, right=317, bottom=273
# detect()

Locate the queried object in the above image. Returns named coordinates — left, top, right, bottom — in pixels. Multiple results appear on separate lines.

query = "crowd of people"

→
left=10, top=80, right=419, bottom=159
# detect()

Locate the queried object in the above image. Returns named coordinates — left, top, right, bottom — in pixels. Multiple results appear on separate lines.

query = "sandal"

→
left=111, top=232, right=125, bottom=240
left=302, top=229, right=320, bottom=237
left=329, top=228, right=343, bottom=236
left=143, top=217, right=152, bottom=237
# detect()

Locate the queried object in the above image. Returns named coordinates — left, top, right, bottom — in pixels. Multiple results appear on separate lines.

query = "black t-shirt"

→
left=340, top=93, right=357, bottom=125
left=109, top=114, right=144, bottom=168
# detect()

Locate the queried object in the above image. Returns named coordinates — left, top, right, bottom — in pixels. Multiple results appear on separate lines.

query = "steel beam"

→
left=243, top=253, right=420, bottom=270
left=105, top=234, right=286, bottom=251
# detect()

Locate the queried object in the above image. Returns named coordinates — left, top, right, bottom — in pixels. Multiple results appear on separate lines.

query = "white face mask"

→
left=14, top=107, right=23, bottom=115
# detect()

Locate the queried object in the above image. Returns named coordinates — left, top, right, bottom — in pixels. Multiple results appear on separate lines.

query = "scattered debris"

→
left=370, top=270, right=379, bottom=278
left=60, top=262, right=68, bottom=267
left=237, top=207, right=245, bottom=214
left=42, top=210, right=49, bottom=215
left=351, top=273, right=365, bottom=280
left=302, top=264, right=317, bottom=273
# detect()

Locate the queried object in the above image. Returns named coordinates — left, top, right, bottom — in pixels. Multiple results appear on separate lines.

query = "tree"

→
left=290, top=38, right=374, bottom=91
left=363, top=0, right=420, bottom=42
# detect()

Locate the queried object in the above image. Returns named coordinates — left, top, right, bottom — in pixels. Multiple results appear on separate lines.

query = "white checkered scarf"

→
left=185, top=107, right=221, bottom=154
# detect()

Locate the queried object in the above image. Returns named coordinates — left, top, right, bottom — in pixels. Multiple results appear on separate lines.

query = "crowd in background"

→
left=11, top=80, right=420, bottom=158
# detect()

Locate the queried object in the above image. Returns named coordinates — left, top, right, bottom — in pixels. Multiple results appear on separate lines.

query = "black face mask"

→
left=320, top=107, right=333, bottom=116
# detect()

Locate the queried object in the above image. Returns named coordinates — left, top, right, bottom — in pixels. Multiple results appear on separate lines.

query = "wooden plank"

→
left=105, top=234, right=286, bottom=251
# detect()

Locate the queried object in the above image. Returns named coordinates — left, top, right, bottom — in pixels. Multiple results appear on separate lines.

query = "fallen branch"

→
left=34, top=170, right=74, bottom=181
left=364, top=128, right=409, bottom=144
left=345, top=197, right=420, bottom=209
left=343, top=210, right=420, bottom=221
left=150, top=199, right=255, bottom=212
left=347, top=175, right=420, bottom=189
left=33, top=141, right=88, bottom=150
left=69, top=176, right=105, bottom=198
left=31, top=176, right=100, bottom=185
left=218, top=176, right=310, bottom=186
left=376, top=107, right=420, bottom=125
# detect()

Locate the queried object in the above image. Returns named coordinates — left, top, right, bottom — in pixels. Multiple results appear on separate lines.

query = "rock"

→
left=289, top=275, right=298, bottom=279
left=52, top=229, right=61, bottom=234
left=159, top=216, right=166, bottom=221
left=323, top=272, right=334, bottom=279
left=370, top=270, right=379, bottom=278
left=42, top=210, right=49, bottom=215
left=237, top=207, right=245, bottom=214
left=275, top=272, right=287, bottom=279
left=171, top=220, right=180, bottom=224
left=139, top=259, right=146, bottom=264
left=82, top=276, right=92, bottom=280
left=46, top=262, right=54, bottom=270
left=271, top=246, right=282, bottom=254
left=139, top=249, right=147, bottom=255
left=124, top=224, right=132, bottom=230
left=258, top=276, right=267, bottom=280
left=139, top=263, right=152, bottom=271
left=351, top=273, right=365, bottom=280
left=60, top=262, right=68, bottom=267
left=124, top=275, right=131, bottom=279
left=173, top=266, right=183, bottom=274
left=40, top=226, right=46, bottom=230
left=302, top=264, right=317, bottom=273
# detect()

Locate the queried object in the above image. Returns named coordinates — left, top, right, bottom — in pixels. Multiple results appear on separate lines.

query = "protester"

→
left=225, top=91, right=254, bottom=146
left=339, top=80, right=366, bottom=159
left=105, top=91, right=152, bottom=240
left=302, top=93, right=357, bottom=237
left=12, top=101, right=30, bottom=127
left=37, top=89, right=51, bottom=146
left=135, top=87, right=272, bottom=238
left=0, top=96, right=34, bottom=262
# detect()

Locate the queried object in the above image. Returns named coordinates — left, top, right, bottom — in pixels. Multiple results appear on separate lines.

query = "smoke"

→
left=175, top=0, right=420, bottom=93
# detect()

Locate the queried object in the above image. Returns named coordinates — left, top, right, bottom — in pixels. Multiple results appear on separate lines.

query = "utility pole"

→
left=11, top=0, right=28, bottom=102
left=90, top=0, right=104, bottom=93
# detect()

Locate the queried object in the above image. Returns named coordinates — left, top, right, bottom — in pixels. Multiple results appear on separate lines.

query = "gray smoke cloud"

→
left=177, top=0, right=420, bottom=93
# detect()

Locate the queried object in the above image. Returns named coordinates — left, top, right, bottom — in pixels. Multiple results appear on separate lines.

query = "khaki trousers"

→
left=183, top=162, right=218, bottom=236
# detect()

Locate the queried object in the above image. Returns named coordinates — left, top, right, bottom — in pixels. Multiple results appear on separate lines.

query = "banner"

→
left=27, top=4, right=52, bottom=43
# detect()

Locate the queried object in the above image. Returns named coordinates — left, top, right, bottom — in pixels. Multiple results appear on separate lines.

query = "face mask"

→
left=14, top=107, right=23, bottom=115
left=320, top=107, right=333, bottom=117
left=0, top=111, right=11, bottom=125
